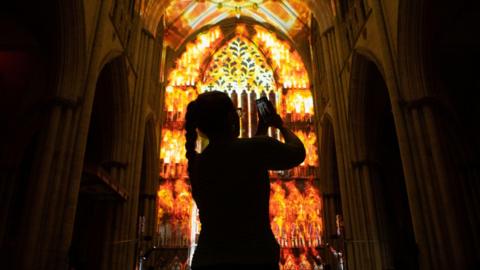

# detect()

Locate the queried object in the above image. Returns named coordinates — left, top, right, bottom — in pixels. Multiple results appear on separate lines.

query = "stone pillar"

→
left=319, top=29, right=357, bottom=268
left=4, top=98, right=81, bottom=270
left=399, top=97, right=474, bottom=269
left=110, top=30, right=156, bottom=270
left=39, top=100, right=82, bottom=269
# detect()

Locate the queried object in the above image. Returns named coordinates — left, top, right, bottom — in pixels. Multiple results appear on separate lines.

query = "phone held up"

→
left=256, top=97, right=276, bottom=123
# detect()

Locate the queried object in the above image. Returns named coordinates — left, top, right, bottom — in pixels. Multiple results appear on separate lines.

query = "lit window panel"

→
left=284, top=89, right=314, bottom=122
left=157, top=179, right=194, bottom=247
left=168, top=26, right=223, bottom=87
left=158, top=24, right=322, bottom=269
left=253, top=25, right=309, bottom=89
left=159, top=129, right=187, bottom=179
left=201, top=36, right=277, bottom=96
left=164, top=86, right=198, bottom=126
left=270, top=180, right=324, bottom=268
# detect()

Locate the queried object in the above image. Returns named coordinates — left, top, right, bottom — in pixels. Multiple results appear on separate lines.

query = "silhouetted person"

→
left=185, top=91, right=306, bottom=270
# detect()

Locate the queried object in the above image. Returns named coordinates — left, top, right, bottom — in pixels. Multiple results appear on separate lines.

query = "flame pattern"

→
left=253, top=26, right=309, bottom=89
left=168, top=27, right=222, bottom=87
left=270, top=181, right=323, bottom=249
left=285, top=90, right=314, bottom=122
left=157, top=179, right=194, bottom=247
left=295, top=130, right=319, bottom=168
left=160, top=129, right=188, bottom=179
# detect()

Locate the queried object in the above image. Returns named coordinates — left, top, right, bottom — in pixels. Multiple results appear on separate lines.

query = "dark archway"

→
left=70, top=57, right=129, bottom=269
left=398, top=0, right=480, bottom=267
left=135, top=118, right=159, bottom=269
left=350, top=54, right=418, bottom=270
left=365, top=59, right=417, bottom=270
left=426, top=0, right=480, bottom=264
left=319, top=117, right=344, bottom=269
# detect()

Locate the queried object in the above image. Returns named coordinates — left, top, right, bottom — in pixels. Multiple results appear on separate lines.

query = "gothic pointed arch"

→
left=200, top=35, right=277, bottom=95
left=158, top=19, right=322, bottom=269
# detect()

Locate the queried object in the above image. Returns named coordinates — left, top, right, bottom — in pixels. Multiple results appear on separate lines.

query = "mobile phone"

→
left=256, top=97, right=276, bottom=123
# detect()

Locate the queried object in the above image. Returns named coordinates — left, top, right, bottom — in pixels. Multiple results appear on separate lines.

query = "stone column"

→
left=320, top=28, right=371, bottom=269
left=399, top=97, right=474, bottom=269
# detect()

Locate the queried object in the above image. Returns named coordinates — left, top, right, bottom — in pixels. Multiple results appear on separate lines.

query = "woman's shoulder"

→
left=233, top=136, right=279, bottom=151
left=235, top=136, right=277, bottom=144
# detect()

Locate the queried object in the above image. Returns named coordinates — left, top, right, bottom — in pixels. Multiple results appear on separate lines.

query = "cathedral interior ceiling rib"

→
left=139, top=0, right=334, bottom=46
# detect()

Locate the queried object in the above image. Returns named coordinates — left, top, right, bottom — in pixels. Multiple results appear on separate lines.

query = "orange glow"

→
left=280, top=246, right=321, bottom=269
left=284, top=89, right=314, bottom=121
left=299, top=252, right=313, bottom=270
left=295, top=130, right=318, bottom=167
left=160, top=129, right=187, bottom=179
left=164, top=86, right=198, bottom=124
left=157, top=179, right=194, bottom=247
left=282, top=249, right=297, bottom=270
left=168, top=27, right=223, bottom=87
left=160, top=0, right=311, bottom=48
left=200, top=36, right=278, bottom=96
left=235, top=23, right=249, bottom=36
left=253, top=26, right=309, bottom=89
left=174, top=179, right=195, bottom=235
left=158, top=24, right=322, bottom=268
left=270, top=181, right=323, bottom=249
left=157, top=181, right=174, bottom=223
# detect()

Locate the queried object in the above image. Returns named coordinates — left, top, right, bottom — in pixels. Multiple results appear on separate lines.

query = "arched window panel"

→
left=159, top=129, right=188, bottom=179
left=283, top=89, right=314, bottom=121
left=253, top=25, right=310, bottom=89
left=157, top=178, right=195, bottom=247
left=158, top=23, right=322, bottom=269
left=200, top=36, right=278, bottom=97
left=168, top=26, right=223, bottom=87
left=163, top=86, right=198, bottom=126
left=270, top=180, right=323, bottom=248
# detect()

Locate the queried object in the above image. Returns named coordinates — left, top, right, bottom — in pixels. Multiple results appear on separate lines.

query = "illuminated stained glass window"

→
left=253, top=25, right=309, bottom=89
left=158, top=25, right=323, bottom=269
left=200, top=36, right=276, bottom=95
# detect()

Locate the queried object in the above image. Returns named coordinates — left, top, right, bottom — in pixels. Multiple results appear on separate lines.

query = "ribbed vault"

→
left=140, top=0, right=334, bottom=43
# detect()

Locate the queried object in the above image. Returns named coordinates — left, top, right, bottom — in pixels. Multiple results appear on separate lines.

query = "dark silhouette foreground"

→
left=185, top=91, right=305, bottom=270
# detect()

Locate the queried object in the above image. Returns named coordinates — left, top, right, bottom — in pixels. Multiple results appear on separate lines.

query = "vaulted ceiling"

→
left=140, top=0, right=334, bottom=47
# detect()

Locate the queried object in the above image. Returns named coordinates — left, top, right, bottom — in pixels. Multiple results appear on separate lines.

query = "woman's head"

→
left=186, top=91, right=239, bottom=140
left=184, top=91, right=239, bottom=174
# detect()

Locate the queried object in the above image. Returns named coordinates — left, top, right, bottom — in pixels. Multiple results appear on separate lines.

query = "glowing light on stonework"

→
left=295, top=130, right=319, bottom=167
left=208, top=0, right=265, bottom=9
left=160, top=0, right=311, bottom=48
left=270, top=180, right=323, bottom=248
left=158, top=24, right=321, bottom=267
left=164, top=86, right=198, bottom=125
left=284, top=89, right=314, bottom=120
left=253, top=25, right=309, bottom=89
left=159, top=129, right=187, bottom=179
left=200, top=36, right=278, bottom=96
left=168, top=26, right=223, bottom=87
left=157, top=179, right=194, bottom=247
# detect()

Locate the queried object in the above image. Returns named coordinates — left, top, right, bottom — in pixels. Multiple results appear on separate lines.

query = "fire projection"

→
left=158, top=25, right=322, bottom=268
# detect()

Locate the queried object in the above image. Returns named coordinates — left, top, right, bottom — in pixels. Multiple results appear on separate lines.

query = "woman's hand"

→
left=255, top=113, right=284, bottom=136
left=255, top=118, right=268, bottom=136
left=268, top=114, right=284, bottom=129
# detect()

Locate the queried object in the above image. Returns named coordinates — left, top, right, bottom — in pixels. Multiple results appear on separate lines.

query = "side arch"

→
left=347, top=52, right=418, bottom=270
